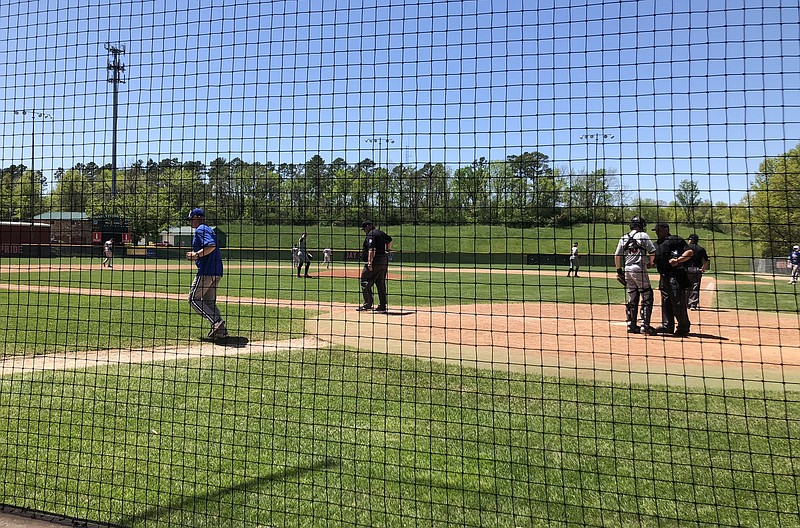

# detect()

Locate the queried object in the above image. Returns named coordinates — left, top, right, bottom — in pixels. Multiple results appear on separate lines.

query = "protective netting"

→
left=1, top=1, right=799, bottom=527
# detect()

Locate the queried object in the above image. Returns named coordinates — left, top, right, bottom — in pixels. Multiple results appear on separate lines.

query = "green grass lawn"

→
left=713, top=274, right=800, bottom=313
left=0, top=291, right=307, bottom=356
left=220, top=223, right=751, bottom=260
left=4, top=262, right=799, bottom=327
left=1, top=349, right=797, bottom=528
left=2, top=263, right=631, bottom=308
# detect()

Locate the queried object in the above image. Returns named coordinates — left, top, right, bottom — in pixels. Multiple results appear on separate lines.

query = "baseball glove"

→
left=616, top=268, right=627, bottom=287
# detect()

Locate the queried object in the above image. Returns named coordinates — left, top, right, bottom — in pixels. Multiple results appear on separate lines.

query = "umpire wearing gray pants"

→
left=685, top=233, right=710, bottom=310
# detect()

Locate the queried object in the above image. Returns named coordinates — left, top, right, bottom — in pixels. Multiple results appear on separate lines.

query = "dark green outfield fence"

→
left=21, top=244, right=758, bottom=272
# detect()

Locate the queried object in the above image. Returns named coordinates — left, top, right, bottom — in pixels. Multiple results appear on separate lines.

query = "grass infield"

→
left=1, top=349, right=798, bottom=528
left=0, top=291, right=306, bottom=356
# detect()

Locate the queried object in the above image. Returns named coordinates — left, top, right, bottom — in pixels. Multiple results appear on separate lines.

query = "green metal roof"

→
left=33, top=212, right=89, bottom=221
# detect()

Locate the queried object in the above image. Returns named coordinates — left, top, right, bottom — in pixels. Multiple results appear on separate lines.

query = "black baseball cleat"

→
left=626, top=326, right=641, bottom=334
left=653, top=326, right=673, bottom=334
left=673, top=328, right=690, bottom=337
left=356, top=304, right=373, bottom=312
left=373, top=306, right=388, bottom=314
left=641, top=325, right=657, bottom=336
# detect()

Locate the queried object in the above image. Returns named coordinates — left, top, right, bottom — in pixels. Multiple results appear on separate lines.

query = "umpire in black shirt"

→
left=685, top=234, right=710, bottom=310
left=653, top=222, right=694, bottom=337
left=357, top=220, right=393, bottom=313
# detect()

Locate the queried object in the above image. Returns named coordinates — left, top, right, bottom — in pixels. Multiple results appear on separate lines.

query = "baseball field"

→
left=1, top=253, right=798, bottom=527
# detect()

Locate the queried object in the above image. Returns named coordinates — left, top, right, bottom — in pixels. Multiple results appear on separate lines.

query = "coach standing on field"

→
left=186, top=208, right=228, bottom=339
left=357, top=220, right=393, bottom=314
left=653, top=222, right=693, bottom=337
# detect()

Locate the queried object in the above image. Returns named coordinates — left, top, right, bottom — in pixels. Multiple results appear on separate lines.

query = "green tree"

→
left=451, top=158, right=491, bottom=223
left=739, top=144, right=800, bottom=256
left=3, top=166, right=47, bottom=220
left=676, top=179, right=702, bottom=222
left=506, top=151, right=560, bottom=226
left=48, top=169, right=91, bottom=212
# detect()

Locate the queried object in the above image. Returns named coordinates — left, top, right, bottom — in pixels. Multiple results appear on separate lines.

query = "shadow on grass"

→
left=199, top=336, right=250, bottom=348
left=117, top=457, right=339, bottom=527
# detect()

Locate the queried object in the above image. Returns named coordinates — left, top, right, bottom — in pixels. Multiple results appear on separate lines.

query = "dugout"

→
left=0, top=221, right=52, bottom=257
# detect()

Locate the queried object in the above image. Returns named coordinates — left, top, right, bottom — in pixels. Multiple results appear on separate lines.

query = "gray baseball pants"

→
left=189, top=274, right=224, bottom=325
left=686, top=267, right=703, bottom=308
left=625, top=266, right=654, bottom=329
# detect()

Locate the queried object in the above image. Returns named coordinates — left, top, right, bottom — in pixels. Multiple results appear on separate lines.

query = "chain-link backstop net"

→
left=1, top=1, right=799, bottom=527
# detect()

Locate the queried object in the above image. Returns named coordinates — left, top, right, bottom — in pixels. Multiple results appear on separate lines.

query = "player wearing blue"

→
left=186, top=208, right=227, bottom=339
left=789, top=245, right=800, bottom=285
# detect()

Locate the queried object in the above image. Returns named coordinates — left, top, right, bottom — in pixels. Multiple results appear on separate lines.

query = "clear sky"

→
left=1, top=0, right=798, bottom=203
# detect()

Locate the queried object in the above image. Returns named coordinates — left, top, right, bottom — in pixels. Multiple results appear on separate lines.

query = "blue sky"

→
left=1, top=0, right=799, bottom=203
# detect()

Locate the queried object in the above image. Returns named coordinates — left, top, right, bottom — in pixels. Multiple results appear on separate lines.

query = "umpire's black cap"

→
left=652, top=222, right=669, bottom=231
left=361, top=220, right=374, bottom=229
left=688, top=233, right=699, bottom=241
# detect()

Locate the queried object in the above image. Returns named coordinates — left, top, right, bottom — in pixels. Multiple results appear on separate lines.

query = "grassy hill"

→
left=217, top=223, right=756, bottom=271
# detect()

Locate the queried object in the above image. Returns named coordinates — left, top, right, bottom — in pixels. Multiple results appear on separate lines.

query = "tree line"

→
left=1, top=146, right=798, bottom=256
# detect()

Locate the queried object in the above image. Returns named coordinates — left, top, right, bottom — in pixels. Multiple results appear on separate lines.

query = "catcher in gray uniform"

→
left=614, top=216, right=657, bottom=335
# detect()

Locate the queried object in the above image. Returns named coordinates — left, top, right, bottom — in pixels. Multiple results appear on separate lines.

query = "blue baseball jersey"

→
left=192, top=224, right=223, bottom=276
left=789, top=250, right=800, bottom=266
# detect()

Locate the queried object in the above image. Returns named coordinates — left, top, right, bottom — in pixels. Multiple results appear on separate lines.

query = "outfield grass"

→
left=0, top=348, right=797, bottom=527
left=1, top=263, right=632, bottom=308
left=7, top=260, right=800, bottom=313
left=219, top=223, right=755, bottom=272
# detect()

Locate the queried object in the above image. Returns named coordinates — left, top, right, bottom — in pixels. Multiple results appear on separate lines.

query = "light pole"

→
left=13, top=109, right=53, bottom=220
left=579, top=132, right=615, bottom=257
left=365, top=137, right=395, bottom=219
left=364, top=137, right=395, bottom=170
left=106, top=43, right=126, bottom=198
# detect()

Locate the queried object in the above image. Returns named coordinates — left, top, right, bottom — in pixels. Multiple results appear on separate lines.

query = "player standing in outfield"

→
left=685, top=234, right=710, bottom=309
left=291, top=244, right=299, bottom=269
left=101, top=239, right=114, bottom=268
left=186, top=208, right=228, bottom=340
left=789, top=245, right=800, bottom=285
left=653, top=223, right=694, bottom=337
left=614, top=217, right=657, bottom=335
left=323, top=246, right=332, bottom=269
left=296, top=232, right=312, bottom=278
left=357, top=220, right=393, bottom=313
left=566, top=242, right=580, bottom=277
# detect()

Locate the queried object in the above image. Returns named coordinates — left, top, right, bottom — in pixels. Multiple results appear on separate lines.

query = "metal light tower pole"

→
left=365, top=137, right=395, bottom=170
left=106, top=43, right=126, bottom=198
left=364, top=137, right=395, bottom=219
left=579, top=132, right=615, bottom=257
left=13, top=109, right=53, bottom=219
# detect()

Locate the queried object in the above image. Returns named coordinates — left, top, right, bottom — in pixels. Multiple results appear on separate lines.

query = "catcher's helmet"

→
left=629, top=216, right=647, bottom=230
